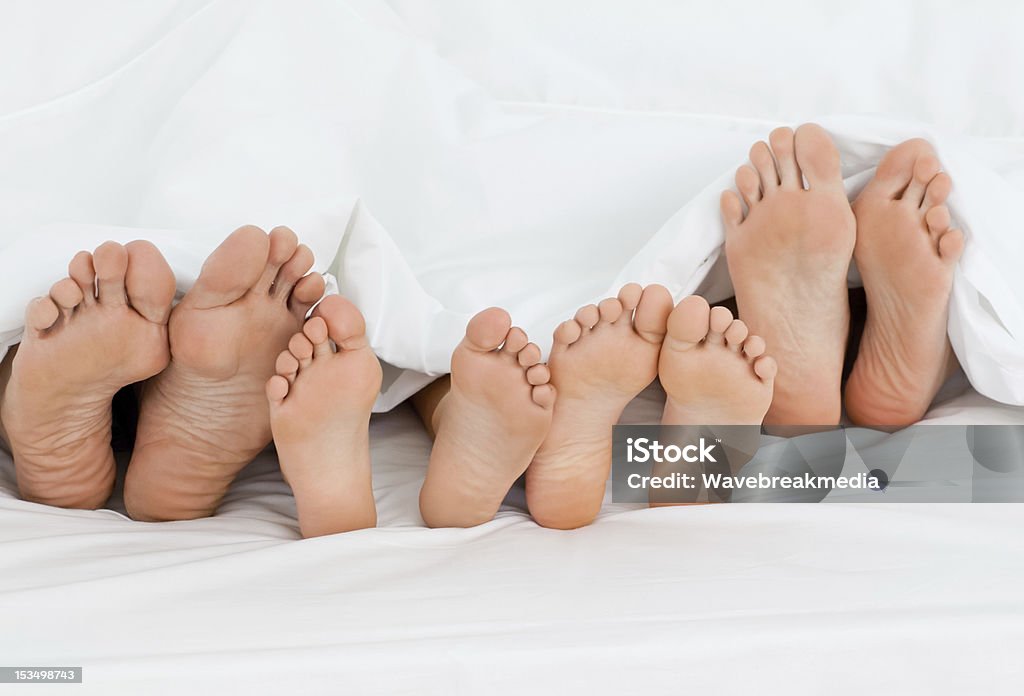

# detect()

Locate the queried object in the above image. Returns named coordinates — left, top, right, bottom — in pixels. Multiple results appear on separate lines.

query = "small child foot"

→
left=419, top=308, right=555, bottom=528
left=845, top=139, right=964, bottom=427
left=526, top=283, right=673, bottom=529
left=266, top=295, right=382, bottom=537
left=659, top=296, right=776, bottom=426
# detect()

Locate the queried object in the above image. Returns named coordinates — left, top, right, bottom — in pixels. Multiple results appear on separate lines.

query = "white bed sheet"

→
left=2, top=384, right=1023, bottom=695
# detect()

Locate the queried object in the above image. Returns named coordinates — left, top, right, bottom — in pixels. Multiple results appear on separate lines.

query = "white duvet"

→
left=2, top=2, right=1024, bottom=693
left=2, top=0, right=1024, bottom=409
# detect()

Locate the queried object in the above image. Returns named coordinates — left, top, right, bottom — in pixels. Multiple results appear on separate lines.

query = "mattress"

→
left=2, top=382, right=1023, bottom=695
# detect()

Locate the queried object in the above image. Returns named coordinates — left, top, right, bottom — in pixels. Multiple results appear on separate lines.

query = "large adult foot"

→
left=659, top=296, right=776, bottom=425
left=419, top=308, right=555, bottom=528
left=266, top=296, right=382, bottom=537
left=722, top=124, right=855, bottom=426
left=525, top=284, right=673, bottom=529
left=125, top=226, right=326, bottom=521
left=0, top=241, right=174, bottom=508
left=845, top=140, right=964, bottom=427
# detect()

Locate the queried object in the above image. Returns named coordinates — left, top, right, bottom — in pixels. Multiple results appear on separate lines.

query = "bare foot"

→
left=525, top=283, right=673, bottom=529
left=722, top=124, right=855, bottom=426
left=845, top=140, right=964, bottom=427
left=266, top=296, right=382, bottom=537
left=125, top=225, right=326, bottom=521
left=0, top=241, right=174, bottom=508
left=659, top=296, right=776, bottom=426
left=419, top=308, right=555, bottom=528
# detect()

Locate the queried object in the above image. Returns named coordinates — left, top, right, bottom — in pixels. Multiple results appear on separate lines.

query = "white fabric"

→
left=1, top=385, right=1023, bottom=695
left=2, top=1, right=1024, bottom=409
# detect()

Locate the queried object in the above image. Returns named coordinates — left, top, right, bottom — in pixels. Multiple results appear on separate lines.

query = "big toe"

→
left=463, top=307, right=513, bottom=352
left=870, top=138, right=936, bottom=199
left=125, top=240, right=176, bottom=324
left=313, top=295, right=368, bottom=350
left=664, top=295, right=711, bottom=349
left=187, top=225, right=270, bottom=309
left=794, top=123, right=843, bottom=191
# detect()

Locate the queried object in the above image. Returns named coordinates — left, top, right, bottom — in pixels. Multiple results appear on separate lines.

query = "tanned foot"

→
left=266, top=295, right=382, bottom=537
left=722, top=123, right=855, bottom=426
left=419, top=308, right=555, bottom=528
left=659, top=296, right=776, bottom=426
left=845, top=140, right=964, bottom=427
left=525, top=283, right=673, bottom=529
left=125, top=225, right=326, bottom=521
left=0, top=241, right=174, bottom=508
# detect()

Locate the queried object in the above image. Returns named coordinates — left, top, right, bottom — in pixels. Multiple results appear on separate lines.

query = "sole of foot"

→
left=659, top=296, right=776, bottom=425
left=845, top=139, right=964, bottom=428
left=525, top=283, right=673, bottom=529
left=419, top=308, right=555, bottom=528
left=722, top=123, right=855, bottom=427
left=653, top=297, right=775, bottom=506
left=266, top=295, right=382, bottom=537
left=0, top=241, right=174, bottom=508
left=125, top=225, right=326, bottom=521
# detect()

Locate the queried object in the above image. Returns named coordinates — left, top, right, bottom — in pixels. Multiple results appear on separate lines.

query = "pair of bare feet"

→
left=723, top=124, right=963, bottom=428
left=0, top=226, right=382, bottom=537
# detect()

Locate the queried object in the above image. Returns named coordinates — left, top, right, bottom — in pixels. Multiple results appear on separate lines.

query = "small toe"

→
left=749, top=141, right=779, bottom=192
left=26, top=297, right=60, bottom=333
left=735, top=165, right=762, bottom=207
left=723, top=319, right=749, bottom=351
left=574, top=304, right=600, bottom=330
left=925, top=205, right=952, bottom=248
left=706, top=306, right=733, bottom=344
left=303, top=316, right=333, bottom=356
left=275, top=350, right=299, bottom=384
left=93, top=241, right=128, bottom=306
left=743, top=335, right=767, bottom=360
left=665, top=295, right=711, bottom=349
left=531, top=383, right=556, bottom=410
left=901, top=155, right=941, bottom=206
left=921, top=172, right=952, bottom=210
left=501, top=327, right=529, bottom=354
left=517, top=342, right=542, bottom=368
left=769, top=127, right=801, bottom=189
left=266, top=375, right=290, bottom=405
left=720, top=190, right=744, bottom=228
left=753, top=355, right=778, bottom=383
left=254, top=226, right=299, bottom=294
left=288, top=273, right=326, bottom=320
left=597, top=297, right=623, bottom=324
left=68, top=251, right=97, bottom=303
left=526, top=364, right=550, bottom=385
left=552, top=319, right=583, bottom=348
left=289, top=332, right=315, bottom=368
left=49, top=277, right=84, bottom=314
left=616, top=283, right=643, bottom=313
left=939, top=229, right=965, bottom=263
left=272, top=244, right=315, bottom=300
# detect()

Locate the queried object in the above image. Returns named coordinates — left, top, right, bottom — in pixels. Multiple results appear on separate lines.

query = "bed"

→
left=2, top=1, right=1024, bottom=693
